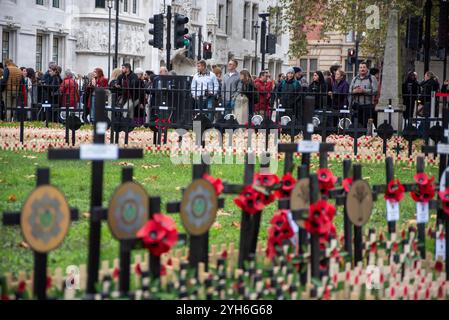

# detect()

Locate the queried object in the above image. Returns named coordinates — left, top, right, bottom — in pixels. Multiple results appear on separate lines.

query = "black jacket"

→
left=116, top=71, right=140, bottom=102
left=419, top=78, right=440, bottom=105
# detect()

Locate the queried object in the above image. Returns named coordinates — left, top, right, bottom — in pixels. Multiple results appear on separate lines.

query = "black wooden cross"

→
left=2, top=168, right=79, bottom=300
left=422, top=106, right=449, bottom=226
left=222, top=152, right=267, bottom=269
left=166, top=156, right=225, bottom=271
left=46, top=88, right=143, bottom=296
left=343, top=115, right=367, bottom=156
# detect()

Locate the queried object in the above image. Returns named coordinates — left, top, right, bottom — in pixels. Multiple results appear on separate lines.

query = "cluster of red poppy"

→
left=234, top=172, right=297, bottom=215
left=136, top=213, right=178, bottom=256
left=410, top=173, right=435, bottom=203
left=266, top=210, right=294, bottom=259
left=304, top=200, right=336, bottom=243
left=316, top=168, right=338, bottom=196
left=384, top=179, right=405, bottom=202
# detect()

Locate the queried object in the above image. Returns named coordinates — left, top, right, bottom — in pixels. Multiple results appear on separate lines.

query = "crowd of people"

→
left=1, top=57, right=448, bottom=130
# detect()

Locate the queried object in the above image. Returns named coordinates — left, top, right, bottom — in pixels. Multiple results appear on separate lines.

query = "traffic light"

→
left=184, top=34, right=196, bottom=60
left=203, top=42, right=212, bottom=60
left=148, top=14, right=164, bottom=49
left=266, top=34, right=276, bottom=54
left=174, top=13, right=189, bottom=49
left=347, top=48, right=356, bottom=65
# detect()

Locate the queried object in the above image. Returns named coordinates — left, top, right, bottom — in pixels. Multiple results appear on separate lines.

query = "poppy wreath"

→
left=438, top=187, right=449, bottom=215
left=410, top=173, right=435, bottom=203
left=234, top=185, right=267, bottom=215
left=137, top=213, right=178, bottom=256
left=203, top=173, right=224, bottom=196
left=305, top=200, right=336, bottom=237
left=275, top=172, right=297, bottom=199
left=342, top=177, right=353, bottom=193
left=253, top=172, right=280, bottom=205
left=266, top=210, right=294, bottom=259
left=316, top=168, right=338, bottom=196
left=384, top=179, right=405, bottom=202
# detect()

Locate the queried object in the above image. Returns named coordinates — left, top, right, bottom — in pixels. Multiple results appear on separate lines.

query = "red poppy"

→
left=414, top=173, right=433, bottom=186
left=438, top=187, right=449, bottom=215
left=266, top=210, right=294, bottom=259
left=17, top=280, right=26, bottom=294
left=46, top=276, right=52, bottom=289
left=342, top=177, right=353, bottom=193
left=305, top=200, right=336, bottom=236
left=435, top=261, right=443, bottom=273
left=234, top=185, right=266, bottom=215
left=112, top=267, right=120, bottom=279
left=275, top=172, right=296, bottom=198
left=316, top=168, right=337, bottom=195
left=134, top=263, right=142, bottom=276
left=410, top=181, right=435, bottom=203
left=203, top=173, right=224, bottom=196
left=137, top=213, right=178, bottom=257
left=384, top=179, right=405, bottom=202
left=254, top=172, right=280, bottom=188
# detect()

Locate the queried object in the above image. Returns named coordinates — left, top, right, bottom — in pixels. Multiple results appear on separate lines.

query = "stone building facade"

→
left=0, top=0, right=291, bottom=77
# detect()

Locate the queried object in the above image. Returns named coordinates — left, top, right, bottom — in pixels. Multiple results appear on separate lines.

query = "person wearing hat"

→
left=272, top=67, right=301, bottom=122
left=293, top=66, right=308, bottom=89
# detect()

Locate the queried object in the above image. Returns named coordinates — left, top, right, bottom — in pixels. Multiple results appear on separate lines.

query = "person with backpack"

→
left=348, top=61, right=378, bottom=127
left=273, top=68, right=301, bottom=122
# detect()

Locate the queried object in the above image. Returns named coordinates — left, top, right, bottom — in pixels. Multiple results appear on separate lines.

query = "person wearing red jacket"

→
left=86, top=67, right=108, bottom=122
left=59, top=69, right=79, bottom=109
left=254, top=71, right=273, bottom=118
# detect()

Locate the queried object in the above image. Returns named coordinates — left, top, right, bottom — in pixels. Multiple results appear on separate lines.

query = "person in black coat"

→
left=115, top=63, right=140, bottom=119
left=402, top=71, right=419, bottom=122
left=418, top=71, right=440, bottom=117
left=308, top=70, right=327, bottom=109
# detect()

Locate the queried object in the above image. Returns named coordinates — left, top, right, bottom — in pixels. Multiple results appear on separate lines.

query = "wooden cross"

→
left=343, top=115, right=367, bottom=156
left=313, top=107, right=339, bottom=142
left=46, top=88, right=144, bottom=296
left=222, top=152, right=267, bottom=269
left=422, top=106, right=449, bottom=226
left=166, top=157, right=225, bottom=271
left=2, top=168, right=79, bottom=300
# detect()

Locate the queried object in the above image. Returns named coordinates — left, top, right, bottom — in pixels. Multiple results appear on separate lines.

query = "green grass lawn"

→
left=0, top=149, right=439, bottom=276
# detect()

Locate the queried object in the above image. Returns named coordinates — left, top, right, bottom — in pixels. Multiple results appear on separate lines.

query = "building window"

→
left=309, top=59, right=317, bottom=82
left=252, top=59, right=258, bottom=75
left=2, top=32, right=10, bottom=62
left=243, top=2, right=249, bottom=39
left=243, top=57, right=251, bottom=70
left=218, top=5, right=224, bottom=30
left=95, top=0, right=105, bottom=8
left=52, top=38, right=59, bottom=65
left=346, top=31, right=355, bottom=43
left=132, top=0, right=137, bottom=14
left=36, top=0, right=44, bottom=5
left=299, top=58, right=318, bottom=83
left=53, top=0, right=59, bottom=8
left=251, top=4, right=258, bottom=40
left=225, top=0, right=232, bottom=35
left=36, top=35, right=43, bottom=72
left=345, top=59, right=355, bottom=84
left=123, top=0, right=128, bottom=12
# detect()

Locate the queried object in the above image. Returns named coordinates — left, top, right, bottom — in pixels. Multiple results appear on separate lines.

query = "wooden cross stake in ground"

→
left=47, top=88, right=143, bottom=296
left=2, top=168, right=79, bottom=300
left=167, top=156, right=224, bottom=271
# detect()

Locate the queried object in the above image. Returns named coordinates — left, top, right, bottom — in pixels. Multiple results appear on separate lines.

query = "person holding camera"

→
left=190, top=60, right=219, bottom=122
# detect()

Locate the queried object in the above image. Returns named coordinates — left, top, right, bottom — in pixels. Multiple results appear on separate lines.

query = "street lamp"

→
left=253, top=21, right=260, bottom=74
left=107, top=0, right=113, bottom=81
